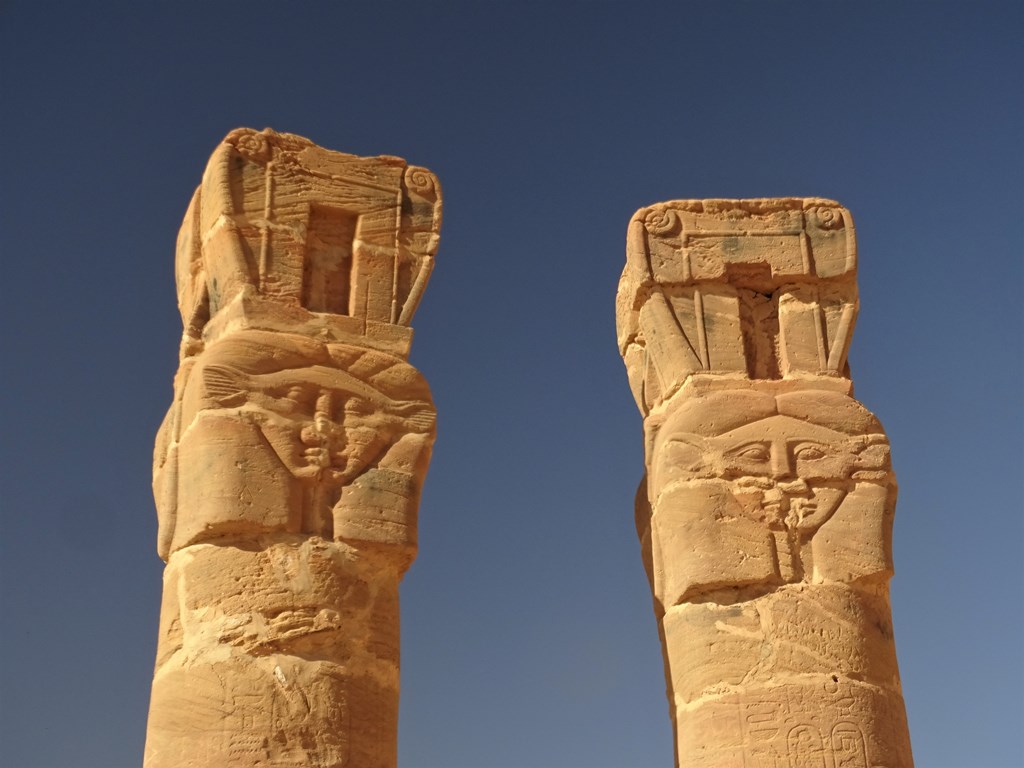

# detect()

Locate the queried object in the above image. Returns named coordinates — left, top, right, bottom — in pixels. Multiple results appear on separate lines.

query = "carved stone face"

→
left=643, top=389, right=893, bottom=600
left=155, top=330, right=436, bottom=556
left=655, top=413, right=863, bottom=533
left=652, top=390, right=889, bottom=522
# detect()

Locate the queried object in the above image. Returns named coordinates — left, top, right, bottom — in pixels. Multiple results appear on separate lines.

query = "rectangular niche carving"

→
left=303, top=204, right=358, bottom=314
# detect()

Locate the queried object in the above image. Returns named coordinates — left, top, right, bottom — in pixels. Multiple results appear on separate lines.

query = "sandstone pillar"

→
left=145, top=128, right=441, bottom=768
left=616, top=199, right=913, bottom=767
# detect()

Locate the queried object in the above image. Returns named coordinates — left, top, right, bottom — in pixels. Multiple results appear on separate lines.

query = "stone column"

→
left=616, top=199, right=913, bottom=768
left=144, top=128, right=442, bottom=768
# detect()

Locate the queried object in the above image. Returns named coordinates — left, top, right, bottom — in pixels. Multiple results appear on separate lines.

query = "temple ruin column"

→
left=144, top=128, right=442, bottom=768
left=616, top=199, right=913, bottom=768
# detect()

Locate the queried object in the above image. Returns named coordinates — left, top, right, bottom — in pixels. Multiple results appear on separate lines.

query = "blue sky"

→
left=1, top=2, right=1021, bottom=766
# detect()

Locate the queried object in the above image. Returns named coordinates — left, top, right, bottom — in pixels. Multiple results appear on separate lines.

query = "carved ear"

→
left=153, top=410, right=179, bottom=562
left=634, top=475, right=662, bottom=613
left=378, top=432, right=434, bottom=477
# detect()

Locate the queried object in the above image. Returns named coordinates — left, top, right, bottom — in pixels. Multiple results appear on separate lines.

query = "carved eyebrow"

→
left=664, top=436, right=703, bottom=445
left=792, top=435, right=864, bottom=450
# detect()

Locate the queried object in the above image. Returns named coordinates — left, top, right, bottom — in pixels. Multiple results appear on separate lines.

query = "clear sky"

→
left=1, top=2, right=1021, bottom=767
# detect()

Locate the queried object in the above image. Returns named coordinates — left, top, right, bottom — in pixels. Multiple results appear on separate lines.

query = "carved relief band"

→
left=145, top=129, right=441, bottom=768
left=616, top=199, right=913, bottom=767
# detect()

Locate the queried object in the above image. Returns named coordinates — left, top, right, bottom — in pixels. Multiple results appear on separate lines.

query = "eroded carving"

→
left=145, top=129, right=441, bottom=768
left=617, top=199, right=912, bottom=767
left=644, top=387, right=894, bottom=604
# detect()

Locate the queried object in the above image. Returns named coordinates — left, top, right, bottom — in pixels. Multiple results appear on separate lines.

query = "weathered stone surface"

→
left=145, top=128, right=441, bottom=768
left=617, top=198, right=913, bottom=767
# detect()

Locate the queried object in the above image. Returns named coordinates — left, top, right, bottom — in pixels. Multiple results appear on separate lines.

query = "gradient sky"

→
left=1, top=2, right=1021, bottom=767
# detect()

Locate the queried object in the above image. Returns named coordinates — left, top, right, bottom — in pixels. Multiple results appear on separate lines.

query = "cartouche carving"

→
left=617, top=199, right=913, bottom=767
left=146, top=128, right=441, bottom=768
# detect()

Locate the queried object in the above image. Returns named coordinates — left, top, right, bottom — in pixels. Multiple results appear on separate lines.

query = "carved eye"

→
left=663, top=439, right=703, bottom=471
left=731, top=444, right=770, bottom=462
left=794, top=444, right=827, bottom=460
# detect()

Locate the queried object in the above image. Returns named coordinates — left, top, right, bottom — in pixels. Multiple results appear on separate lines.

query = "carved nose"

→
left=771, top=448, right=794, bottom=480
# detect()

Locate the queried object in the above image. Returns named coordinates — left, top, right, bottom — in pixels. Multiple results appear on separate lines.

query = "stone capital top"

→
left=175, top=128, right=442, bottom=360
left=617, top=198, right=860, bottom=415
